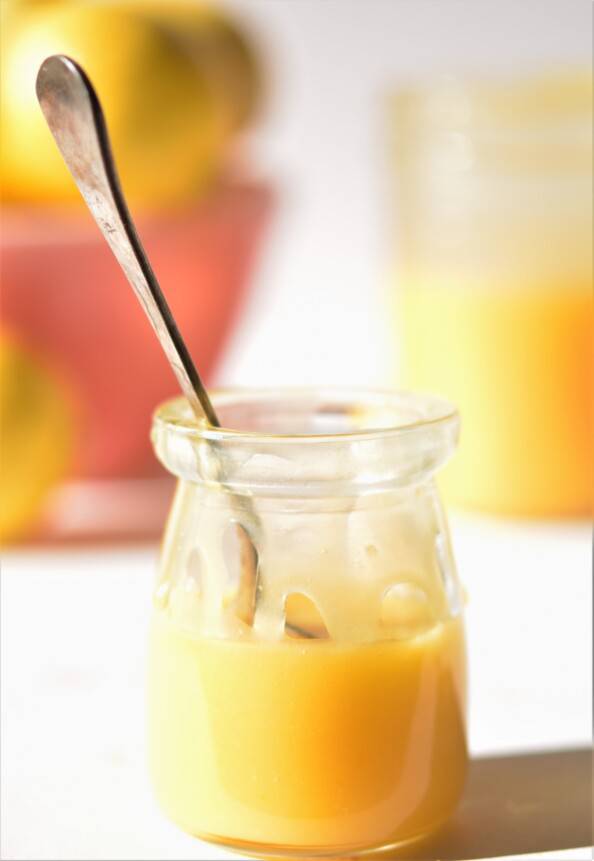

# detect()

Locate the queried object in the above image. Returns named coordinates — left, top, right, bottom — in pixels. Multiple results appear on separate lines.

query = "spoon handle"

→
left=36, top=54, right=219, bottom=427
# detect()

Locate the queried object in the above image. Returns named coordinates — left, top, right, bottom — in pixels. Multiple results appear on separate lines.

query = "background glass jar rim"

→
left=389, top=69, right=593, bottom=175
left=151, top=387, right=459, bottom=496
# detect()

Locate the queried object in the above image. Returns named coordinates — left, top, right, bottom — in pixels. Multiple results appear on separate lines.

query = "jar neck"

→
left=151, top=388, right=459, bottom=498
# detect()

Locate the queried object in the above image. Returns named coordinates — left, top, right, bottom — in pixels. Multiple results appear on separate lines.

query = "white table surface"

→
left=1, top=514, right=591, bottom=861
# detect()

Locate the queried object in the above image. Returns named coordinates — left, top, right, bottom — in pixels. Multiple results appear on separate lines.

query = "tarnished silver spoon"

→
left=36, top=54, right=218, bottom=426
left=36, top=55, right=316, bottom=638
left=36, top=54, right=262, bottom=626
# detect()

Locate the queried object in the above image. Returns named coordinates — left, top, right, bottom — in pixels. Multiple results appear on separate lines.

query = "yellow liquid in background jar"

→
left=400, top=283, right=593, bottom=517
left=148, top=609, right=467, bottom=855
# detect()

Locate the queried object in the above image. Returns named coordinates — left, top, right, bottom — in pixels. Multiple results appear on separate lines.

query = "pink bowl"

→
left=2, top=181, right=272, bottom=481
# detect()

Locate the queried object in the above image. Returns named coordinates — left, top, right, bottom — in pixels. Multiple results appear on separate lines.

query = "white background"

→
left=2, top=1, right=592, bottom=859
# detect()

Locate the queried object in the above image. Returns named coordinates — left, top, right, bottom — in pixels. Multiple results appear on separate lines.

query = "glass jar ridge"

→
left=152, top=386, right=460, bottom=497
left=151, top=387, right=462, bottom=643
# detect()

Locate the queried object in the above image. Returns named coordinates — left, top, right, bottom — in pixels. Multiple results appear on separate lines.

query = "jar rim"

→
left=390, top=68, right=593, bottom=125
left=151, top=387, right=460, bottom=494
left=152, top=386, right=458, bottom=444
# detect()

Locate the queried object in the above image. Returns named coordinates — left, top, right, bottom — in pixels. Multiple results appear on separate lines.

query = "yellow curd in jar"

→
left=148, top=608, right=466, bottom=855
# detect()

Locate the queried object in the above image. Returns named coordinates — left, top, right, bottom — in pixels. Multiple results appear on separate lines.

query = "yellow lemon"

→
left=128, top=0, right=262, bottom=133
left=0, top=332, right=74, bottom=544
left=1, top=2, right=226, bottom=209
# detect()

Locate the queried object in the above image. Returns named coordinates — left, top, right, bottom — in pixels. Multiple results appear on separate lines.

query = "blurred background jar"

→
left=0, top=0, right=272, bottom=543
left=389, top=71, right=593, bottom=518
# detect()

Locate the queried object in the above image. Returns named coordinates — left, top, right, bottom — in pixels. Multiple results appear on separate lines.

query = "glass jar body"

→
left=148, top=389, right=467, bottom=857
left=390, top=72, right=593, bottom=516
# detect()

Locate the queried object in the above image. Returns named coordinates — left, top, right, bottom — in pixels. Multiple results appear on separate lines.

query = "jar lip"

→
left=152, top=386, right=459, bottom=445
left=390, top=68, right=593, bottom=120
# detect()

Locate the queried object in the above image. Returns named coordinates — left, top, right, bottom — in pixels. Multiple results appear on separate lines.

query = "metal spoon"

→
left=36, top=54, right=316, bottom=639
left=36, top=54, right=218, bottom=427
left=36, top=54, right=260, bottom=619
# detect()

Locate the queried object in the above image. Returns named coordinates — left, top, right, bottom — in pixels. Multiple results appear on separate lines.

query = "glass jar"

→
left=389, top=71, right=593, bottom=516
left=148, top=387, right=467, bottom=858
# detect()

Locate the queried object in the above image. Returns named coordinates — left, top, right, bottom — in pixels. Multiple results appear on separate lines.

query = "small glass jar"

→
left=389, top=71, right=593, bottom=516
left=148, top=387, right=467, bottom=858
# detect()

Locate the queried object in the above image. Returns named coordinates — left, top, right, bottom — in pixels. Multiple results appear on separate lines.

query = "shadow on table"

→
left=386, top=747, right=592, bottom=860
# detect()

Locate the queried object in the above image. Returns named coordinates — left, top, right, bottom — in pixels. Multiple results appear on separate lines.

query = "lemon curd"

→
left=390, top=72, right=593, bottom=516
left=401, top=282, right=593, bottom=516
left=148, top=390, right=468, bottom=857
left=149, top=610, right=466, bottom=855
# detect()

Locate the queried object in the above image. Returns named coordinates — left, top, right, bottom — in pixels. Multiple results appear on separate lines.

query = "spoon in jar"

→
left=36, top=55, right=321, bottom=639
left=36, top=53, right=262, bottom=626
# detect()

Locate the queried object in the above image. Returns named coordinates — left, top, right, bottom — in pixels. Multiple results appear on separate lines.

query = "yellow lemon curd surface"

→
left=148, top=609, right=466, bottom=855
left=400, top=283, right=593, bottom=517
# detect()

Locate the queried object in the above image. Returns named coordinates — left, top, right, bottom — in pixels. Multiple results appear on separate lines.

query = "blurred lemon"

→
left=131, top=0, right=262, bottom=133
left=0, top=332, right=74, bottom=544
left=0, top=2, right=231, bottom=209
